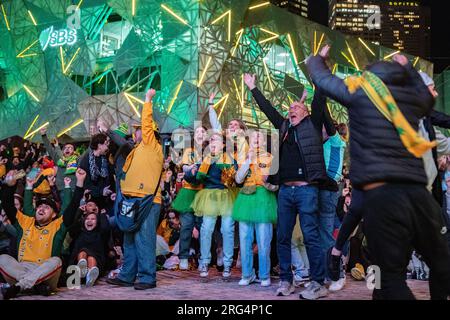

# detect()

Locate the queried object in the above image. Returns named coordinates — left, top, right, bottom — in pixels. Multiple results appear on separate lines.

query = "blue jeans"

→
left=318, top=189, right=340, bottom=279
left=239, top=222, right=273, bottom=280
left=118, top=202, right=160, bottom=285
left=291, top=219, right=310, bottom=278
left=179, top=212, right=203, bottom=259
left=200, top=216, right=234, bottom=268
left=277, top=185, right=325, bottom=283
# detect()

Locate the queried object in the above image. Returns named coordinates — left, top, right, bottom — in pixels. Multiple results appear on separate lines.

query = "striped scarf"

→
left=88, top=150, right=108, bottom=182
left=345, top=71, right=436, bottom=158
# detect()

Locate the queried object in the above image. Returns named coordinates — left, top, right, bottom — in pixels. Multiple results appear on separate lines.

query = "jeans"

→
left=318, top=189, right=339, bottom=279
left=118, top=202, right=160, bottom=285
left=239, top=222, right=273, bottom=280
left=200, top=216, right=235, bottom=268
left=291, top=216, right=310, bottom=278
left=179, top=212, right=203, bottom=259
left=277, top=185, right=325, bottom=283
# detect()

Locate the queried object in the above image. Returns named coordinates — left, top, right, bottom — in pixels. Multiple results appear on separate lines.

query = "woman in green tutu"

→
left=191, top=131, right=238, bottom=279
left=171, top=125, right=207, bottom=271
left=233, top=130, right=278, bottom=287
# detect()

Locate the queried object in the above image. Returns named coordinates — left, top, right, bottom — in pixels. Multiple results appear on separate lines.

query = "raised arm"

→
left=244, top=73, right=285, bottom=129
left=23, top=177, right=36, bottom=217
left=208, top=92, right=222, bottom=131
left=430, top=110, right=450, bottom=129
left=306, top=45, right=353, bottom=107
left=40, top=127, right=62, bottom=162
left=310, top=88, right=336, bottom=136
left=62, top=168, right=86, bottom=227
left=142, top=89, right=158, bottom=147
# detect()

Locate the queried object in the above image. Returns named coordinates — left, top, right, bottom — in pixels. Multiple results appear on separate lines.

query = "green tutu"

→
left=232, top=186, right=277, bottom=224
left=191, top=188, right=236, bottom=217
left=171, top=188, right=199, bottom=213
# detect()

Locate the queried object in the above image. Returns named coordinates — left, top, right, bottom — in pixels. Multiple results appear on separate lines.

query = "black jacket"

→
left=307, top=55, right=435, bottom=188
left=250, top=88, right=330, bottom=185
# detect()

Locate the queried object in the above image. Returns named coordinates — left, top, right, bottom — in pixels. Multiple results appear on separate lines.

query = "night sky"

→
left=308, top=0, right=449, bottom=74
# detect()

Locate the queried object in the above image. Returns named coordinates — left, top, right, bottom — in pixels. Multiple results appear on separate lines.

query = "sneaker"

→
left=261, top=278, right=271, bottom=287
left=276, top=281, right=295, bottom=296
left=106, top=277, right=134, bottom=287
left=77, top=258, right=88, bottom=278
left=1, top=284, right=21, bottom=300
left=86, top=266, right=100, bottom=287
left=32, top=283, right=52, bottom=296
left=329, top=276, right=346, bottom=292
left=222, top=266, right=231, bottom=278
left=179, top=259, right=189, bottom=271
left=134, top=282, right=156, bottom=290
left=351, top=263, right=365, bottom=281
left=299, top=281, right=328, bottom=300
left=238, top=273, right=256, bottom=286
left=293, top=274, right=310, bottom=287
left=199, top=264, right=209, bottom=278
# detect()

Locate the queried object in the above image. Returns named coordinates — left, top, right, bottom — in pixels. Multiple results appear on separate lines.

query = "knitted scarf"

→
left=57, top=154, right=78, bottom=175
left=88, top=150, right=108, bottom=182
left=197, top=152, right=235, bottom=187
left=345, top=71, right=436, bottom=158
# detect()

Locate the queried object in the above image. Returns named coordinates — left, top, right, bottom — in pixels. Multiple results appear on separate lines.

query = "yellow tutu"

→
left=191, top=188, right=236, bottom=217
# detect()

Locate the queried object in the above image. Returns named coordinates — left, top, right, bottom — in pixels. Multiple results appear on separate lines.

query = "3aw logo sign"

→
left=39, top=5, right=81, bottom=51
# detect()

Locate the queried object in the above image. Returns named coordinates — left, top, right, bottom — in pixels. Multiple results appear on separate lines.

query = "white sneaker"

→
left=276, top=281, right=295, bottom=296
left=179, top=259, right=189, bottom=270
left=329, top=276, right=346, bottom=292
left=199, top=264, right=209, bottom=277
left=261, top=278, right=271, bottom=287
left=299, top=281, right=328, bottom=300
left=222, top=266, right=231, bottom=278
left=77, top=259, right=88, bottom=278
left=86, top=266, right=99, bottom=287
left=238, top=274, right=256, bottom=286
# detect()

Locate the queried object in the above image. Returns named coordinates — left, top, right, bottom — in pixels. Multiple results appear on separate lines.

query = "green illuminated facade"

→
left=0, top=0, right=433, bottom=140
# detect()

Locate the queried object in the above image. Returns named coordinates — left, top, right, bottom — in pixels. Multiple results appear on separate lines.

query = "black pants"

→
left=363, top=183, right=450, bottom=300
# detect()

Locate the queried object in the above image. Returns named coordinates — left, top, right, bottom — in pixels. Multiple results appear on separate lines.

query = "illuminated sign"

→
left=40, top=26, right=77, bottom=50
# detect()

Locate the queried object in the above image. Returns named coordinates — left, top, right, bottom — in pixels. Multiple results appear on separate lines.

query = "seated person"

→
left=156, top=210, right=181, bottom=269
left=0, top=168, right=86, bottom=299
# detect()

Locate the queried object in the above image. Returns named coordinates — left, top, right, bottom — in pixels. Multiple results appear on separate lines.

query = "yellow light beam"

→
left=332, top=63, right=338, bottom=74
left=16, top=39, right=39, bottom=58
left=167, top=80, right=183, bottom=114
left=232, top=78, right=242, bottom=106
left=59, top=47, right=65, bottom=73
left=24, top=114, right=40, bottom=138
left=259, top=27, right=279, bottom=44
left=231, top=29, right=244, bottom=56
left=262, top=59, right=274, bottom=91
left=241, top=74, right=244, bottom=110
left=341, top=51, right=356, bottom=68
left=313, top=31, right=317, bottom=55
left=63, top=48, right=81, bottom=74
left=28, top=10, right=37, bottom=26
left=213, top=95, right=228, bottom=109
left=1, top=4, right=10, bottom=31
left=413, top=56, right=420, bottom=67
left=161, top=4, right=188, bottom=25
left=211, top=10, right=231, bottom=42
left=23, top=85, right=40, bottom=102
left=125, top=92, right=145, bottom=105
left=211, top=10, right=229, bottom=24
left=132, top=0, right=136, bottom=16
left=384, top=50, right=400, bottom=60
left=25, top=122, right=49, bottom=140
left=76, top=0, right=84, bottom=10
left=124, top=93, right=141, bottom=118
left=314, top=33, right=325, bottom=55
left=249, top=2, right=270, bottom=10
left=197, top=56, right=212, bottom=87
left=346, top=41, right=359, bottom=70
left=218, top=94, right=230, bottom=120
left=57, top=119, right=84, bottom=137
left=18, top=53, right=37, bottom=58
left=286, top=33, right=298, bottom=65
left=358, top=37, right=375, bottom=56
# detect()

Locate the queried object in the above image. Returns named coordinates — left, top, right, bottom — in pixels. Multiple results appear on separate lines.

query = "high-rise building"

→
left=328, top=0, right=431, bottom=58
left=271, top=0, right=309, bottom=18
left=380, top=1, right=431, bottom=59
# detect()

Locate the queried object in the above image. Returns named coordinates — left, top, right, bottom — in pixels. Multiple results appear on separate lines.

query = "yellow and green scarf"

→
left=345, top=71, right=436, bottom=158
left=57, top=154, right=78, bottom=175
left=197, top=152, right=236, bottom=187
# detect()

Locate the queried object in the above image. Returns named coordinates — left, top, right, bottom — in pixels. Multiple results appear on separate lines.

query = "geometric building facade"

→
left=0, top=0, right=433, bottom=141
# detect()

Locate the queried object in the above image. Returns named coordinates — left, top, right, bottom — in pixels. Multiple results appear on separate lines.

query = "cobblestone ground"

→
left=14, top=268, right=430, bottom=300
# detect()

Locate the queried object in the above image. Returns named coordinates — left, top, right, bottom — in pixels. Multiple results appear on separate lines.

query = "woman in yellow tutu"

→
left=233, top=130, right=277, bottom=287
left=191, top=131, right=237, bottom=279
left=171, top=125, right=207, bottom=271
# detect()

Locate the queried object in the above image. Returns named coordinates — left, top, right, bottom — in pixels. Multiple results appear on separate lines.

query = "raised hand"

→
left=64, top=177, right=72, bottom=188
left=145, top=89, right=156, bottom=102
left=97, top=119, right=109, bottom=133
left=75, top=168, right=87, bottom=187
left=5, top=170, right=18, bottom=187
left=243, top=73, right=256, bottom=90
left=48, top=175, right=56, bottom=187
left=319, top=44, right=331, bottom=59
left=392, top=54, right=409, bottom=66
left=208, top=92, right=218, bottom=105
left=103, top=185, right=113, bottom=197
left=40, top=126, right=48, bottom=136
